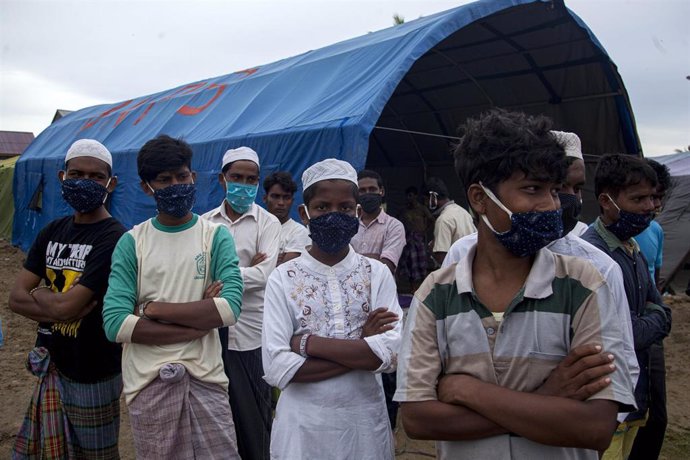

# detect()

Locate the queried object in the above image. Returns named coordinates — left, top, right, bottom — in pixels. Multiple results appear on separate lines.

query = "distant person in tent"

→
left=263, top=171, right=310, bottom=265
left=550, top=131, right=589, bottom=236
left=9, top=139, right=125, bottom=459
left=102, top=135, right=243, bottom=459
left=425, top=176, right=475, bottom=266
left=202, top=146, right=281, bottom=460
left=262, top=158, right=402, bottom=459
left=398, top=186, right=434, bottom=293
left=629, top=158, right=672, bottom=460
left=581, top=154, right=672, bottom=460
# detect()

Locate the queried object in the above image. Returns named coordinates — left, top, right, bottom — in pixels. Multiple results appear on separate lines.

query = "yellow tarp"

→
left=0, top=156, right=18, bottom=240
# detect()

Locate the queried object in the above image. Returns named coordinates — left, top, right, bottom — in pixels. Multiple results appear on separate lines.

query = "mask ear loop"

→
left=478, top=182, right=513, bottom=234
left=603, top=193, right=621, bottom=212
left=428, top=191, right=438, bottom=209
left=356, top=204, right=362, bottom=219
left=301, top=204, right=311, bottom=221
left=102, top=177, right=112, bottom=204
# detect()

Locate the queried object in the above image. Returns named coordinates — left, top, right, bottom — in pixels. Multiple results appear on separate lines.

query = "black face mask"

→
left=558, top=192, right=582, bottom=235
left=359, top=193, right=383, bottom=214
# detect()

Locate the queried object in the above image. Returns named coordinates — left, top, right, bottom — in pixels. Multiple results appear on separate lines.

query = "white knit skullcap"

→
left=65, top=139, right=112, bottom=167
left=550, top=131, right=583, bottom=160
left=222, top=146, right=260, bottom=169
left=301, top=158, right=358, bottom=191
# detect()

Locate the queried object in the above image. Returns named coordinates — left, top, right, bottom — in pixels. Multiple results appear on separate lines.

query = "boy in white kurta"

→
left=262, top=158, right=403, bottom=460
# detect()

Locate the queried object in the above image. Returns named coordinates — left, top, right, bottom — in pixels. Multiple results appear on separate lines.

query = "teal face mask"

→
left=225, top=180, right=258, bottom=214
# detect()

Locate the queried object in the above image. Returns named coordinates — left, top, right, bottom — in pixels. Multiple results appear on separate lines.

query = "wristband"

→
left=299, top=333, right=311, bottom=358
left=29, top=285, right=50, bottom=297
left=138, top=300, right=153, bottom=319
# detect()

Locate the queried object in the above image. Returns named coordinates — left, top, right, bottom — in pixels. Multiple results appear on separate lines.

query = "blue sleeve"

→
left=210, top=225, right=243, bottom=319
left=102, top=233, right=138, bottom=342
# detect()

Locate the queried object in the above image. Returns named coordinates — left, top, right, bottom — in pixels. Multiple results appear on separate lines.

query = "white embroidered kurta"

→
left=262, top=247, right=402, bottom=460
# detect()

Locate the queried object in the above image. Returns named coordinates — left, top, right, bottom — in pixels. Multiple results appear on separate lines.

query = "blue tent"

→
left=13, top=0, right=641, bottom=251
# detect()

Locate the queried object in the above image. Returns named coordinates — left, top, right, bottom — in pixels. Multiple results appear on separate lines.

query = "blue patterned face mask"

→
left=303, top=207, right=360, bottom=254
left=148, top=182, right=196, bottom=218
left=480, top=183, right=563, bottom=257
left=225, top=180, right=257, bottom=214
left=603, top=194, right=653, bottom=241
left=61, top=178, right=110, bottom=213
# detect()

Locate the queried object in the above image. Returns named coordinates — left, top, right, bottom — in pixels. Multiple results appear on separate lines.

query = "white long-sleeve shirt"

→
left=202, top=202, right=281, bottom=350
left=262, top=247, right=402, bottom=459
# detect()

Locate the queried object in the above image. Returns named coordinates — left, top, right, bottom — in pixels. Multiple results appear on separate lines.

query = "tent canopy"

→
left=654, top=152, right=690, bottom=289
left=13, top=0, right=641, bottom=251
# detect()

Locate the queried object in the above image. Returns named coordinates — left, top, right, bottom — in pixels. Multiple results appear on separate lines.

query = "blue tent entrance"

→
left=13, top=0, right=641, bottom=251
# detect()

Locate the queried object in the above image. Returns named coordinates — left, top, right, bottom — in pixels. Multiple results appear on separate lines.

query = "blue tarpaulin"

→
left=13, top=0, right=641, bottom=250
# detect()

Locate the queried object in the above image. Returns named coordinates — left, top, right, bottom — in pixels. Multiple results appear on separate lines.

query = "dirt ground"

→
left=1, top=238, right=688, bottom=459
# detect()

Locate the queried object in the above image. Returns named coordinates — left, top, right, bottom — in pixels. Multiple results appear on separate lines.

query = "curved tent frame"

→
left=13, top=0, right=641, bottom=250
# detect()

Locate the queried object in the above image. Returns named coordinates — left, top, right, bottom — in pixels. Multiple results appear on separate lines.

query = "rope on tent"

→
left=373, top=125, right=461, bottom=141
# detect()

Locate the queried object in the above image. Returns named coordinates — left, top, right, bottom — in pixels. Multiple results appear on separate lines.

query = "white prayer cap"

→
left=222, top=146, right=260, bottom=169
left=302, top=158, right=358, bottom=192
left=550, top=131, right=583, bottom=160
left=65, top=139, right=112, bottom=167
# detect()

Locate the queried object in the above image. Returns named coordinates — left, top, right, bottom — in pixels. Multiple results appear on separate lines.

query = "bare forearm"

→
left=456, top=378, right=618, bottom=450
left=307, top=336, right=382, bottom=370
left=9, top=289, right=77, bottom=323
left=32, top=289, right=91, bottom=322
left=291, top=358, right=351, bottom=383
left=130, top=318, right=209, bottom=345
left=400, top=401, right=508, bottom=441
left=145, top=299, right=223, bottom=330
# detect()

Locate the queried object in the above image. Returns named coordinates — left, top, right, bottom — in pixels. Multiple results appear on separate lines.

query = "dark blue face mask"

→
left=304, top=208, right=360, bottom=254
left=61, top=178, right=110, bottom=213
left=480, top=184, right=563, bottom=257
left=558, top=192, right=582, bottom=235
left=603, top=194, right=654, bottom=241
left=148, top=183, right=196, bottom=218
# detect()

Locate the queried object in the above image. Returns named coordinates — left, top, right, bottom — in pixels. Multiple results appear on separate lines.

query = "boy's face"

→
left=298, top=179, right=358, bottom=225
left=600, top=180, right=656, bottom=223
left=220, top=160, right=259, bottom=189
left=482, top=171, right=561, bottom=233
left=358, top=177, right=384, bottom=196
left=142, top=165, right=195, bottom=193
left=561, top=159, right=586, bottom=201
left=264, top=183, right=294, bottom=221
left=59, top=156, right=114, bottom=191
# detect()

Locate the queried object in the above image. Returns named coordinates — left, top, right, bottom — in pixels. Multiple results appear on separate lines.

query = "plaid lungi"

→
left=398, top=232, right=428, bottom=281
left=12, top=347, right=122, bottom=460
left=128, top=363, right=240, bottom=460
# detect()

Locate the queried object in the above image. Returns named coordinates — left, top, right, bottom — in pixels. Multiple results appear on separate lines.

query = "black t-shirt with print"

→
left=24, top=216, right=126, bottom=382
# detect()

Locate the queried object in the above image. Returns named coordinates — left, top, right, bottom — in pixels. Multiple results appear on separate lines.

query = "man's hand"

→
left=535, top=344, right=615, bottom=400
left=360, top=307, right=399, bottom=338
left=250, top=252, right=267, bottom=267
left=204, top=281, right=223, bottom=299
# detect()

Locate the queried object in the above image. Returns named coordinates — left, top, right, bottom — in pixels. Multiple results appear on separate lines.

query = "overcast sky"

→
left=1, top=0, right=688, bottom=156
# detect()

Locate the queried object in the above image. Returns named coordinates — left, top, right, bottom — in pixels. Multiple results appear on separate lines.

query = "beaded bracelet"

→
left=29, top=285, right=50, bottom=297
left=299, top=333, right=311, bottom=358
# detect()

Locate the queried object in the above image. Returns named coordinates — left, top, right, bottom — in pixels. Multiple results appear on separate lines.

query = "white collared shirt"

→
left=202, top=202, right=281, bottom=350
left=262, top=246, right=401, bottom=458
left=280, top=218, right=311, bottom=254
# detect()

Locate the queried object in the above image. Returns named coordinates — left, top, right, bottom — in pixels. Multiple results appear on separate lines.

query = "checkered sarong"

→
left=398, top=232, right=428, bottom=281
left=12, top=347, right=121, bottom=460
left=128, top=363, right=240, bottom=460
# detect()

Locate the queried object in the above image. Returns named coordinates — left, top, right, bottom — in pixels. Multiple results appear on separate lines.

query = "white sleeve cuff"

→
left=116, top=314, right=140, bottom=343
left=213, top=297, right=237, bottom=326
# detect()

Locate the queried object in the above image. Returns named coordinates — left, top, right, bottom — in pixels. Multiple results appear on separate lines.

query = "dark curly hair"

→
left=646, top=158, right=672, bottom=195
left=453, top=109, right=566, bottom=196
left=263, top=171, right=297, bottom=195
left=137, top=135, right=193, bottom=182
left=594, top=154, right=657, bottom=199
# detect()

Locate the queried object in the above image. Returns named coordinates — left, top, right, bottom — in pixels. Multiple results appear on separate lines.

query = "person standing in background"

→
left=263, top=171, right=310, bottom=266
left=426, top=176, right=475, bottom=266
left=202, top=146, right=281, bottom=460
